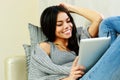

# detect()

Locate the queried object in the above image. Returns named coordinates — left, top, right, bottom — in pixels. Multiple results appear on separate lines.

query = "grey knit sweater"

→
left=28, top=27, right=91, bottom=80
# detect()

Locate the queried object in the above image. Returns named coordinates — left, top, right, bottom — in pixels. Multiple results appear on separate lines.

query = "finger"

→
left=59, top=2, right=65, bottom=6
left=73, top=71, right=84, bottom=79
left=79, top=65, right=86, bottom=71
left=75, top=74, right=83, bottom=78
left=74, top=70, right=85, bottom=75
left=72, top=56, right=79, bottom=67
left=73, top=65, right=86, bottom=72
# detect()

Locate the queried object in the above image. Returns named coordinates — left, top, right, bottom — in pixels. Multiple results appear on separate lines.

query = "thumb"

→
left=72, top=56, right=79, bottom=67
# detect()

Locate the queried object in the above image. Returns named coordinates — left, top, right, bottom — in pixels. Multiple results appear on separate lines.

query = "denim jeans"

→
left=99, top=16, right=120, bottom=43
left=79, top=16, right=120, bottom=80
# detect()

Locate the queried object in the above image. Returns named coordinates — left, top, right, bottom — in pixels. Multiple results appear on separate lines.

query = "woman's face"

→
left=55, top=12, right=73, bottom=40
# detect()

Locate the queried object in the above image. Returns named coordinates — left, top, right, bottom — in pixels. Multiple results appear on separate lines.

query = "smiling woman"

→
left=28, top=2, right=120, bottom=80
left=28, top=2, right=103, bottom=80
left=55, top=12, right=73, bottom=40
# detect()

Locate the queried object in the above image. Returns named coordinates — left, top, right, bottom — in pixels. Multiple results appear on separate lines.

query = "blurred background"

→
left=0, top=0, right=120, bottom=80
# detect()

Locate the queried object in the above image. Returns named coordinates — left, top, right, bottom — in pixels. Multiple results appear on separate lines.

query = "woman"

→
left=29, top=3, right=120, bottom=80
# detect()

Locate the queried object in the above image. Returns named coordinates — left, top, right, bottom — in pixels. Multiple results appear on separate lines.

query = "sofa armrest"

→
left=5, top=55, right=27, bottom=80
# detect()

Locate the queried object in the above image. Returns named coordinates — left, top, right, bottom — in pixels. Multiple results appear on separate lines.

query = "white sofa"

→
left=5, top=55, right=27, bottom=80
left=4, top=23, right=45, bottom=80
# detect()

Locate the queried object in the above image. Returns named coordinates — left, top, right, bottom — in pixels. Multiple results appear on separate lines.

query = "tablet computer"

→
left=78, top=37, right=111, bottom=71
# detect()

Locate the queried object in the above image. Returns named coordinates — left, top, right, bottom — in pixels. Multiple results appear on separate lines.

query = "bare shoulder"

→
left=39, top=42, right=50, bottom=55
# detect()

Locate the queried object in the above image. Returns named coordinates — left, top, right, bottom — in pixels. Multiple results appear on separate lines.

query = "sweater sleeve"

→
left=29, top=57, right=68, bottom=80
left=38, top=75, right=68, bottom=80
left=29, top=64, right=68, bottom=80
left=77, top=26, right=91, bottom=39
left=30, top=44, right=71, bottom=75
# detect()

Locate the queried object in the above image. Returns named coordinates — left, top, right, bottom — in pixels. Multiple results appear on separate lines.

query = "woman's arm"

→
left=60, top=3, right=103, bottom=37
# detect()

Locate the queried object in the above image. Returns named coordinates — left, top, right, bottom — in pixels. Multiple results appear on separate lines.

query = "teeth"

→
left=64, top=30, right=71, bottom=34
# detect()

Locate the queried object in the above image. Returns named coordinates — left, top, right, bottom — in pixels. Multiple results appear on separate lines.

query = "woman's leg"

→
left=79, top=35, right=120, bottom=80
left=79, top=16, right=120, bottom=80
left=98, top=16, right=120, bottom=43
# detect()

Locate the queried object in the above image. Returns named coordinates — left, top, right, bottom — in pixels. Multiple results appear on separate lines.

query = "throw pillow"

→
left=23, top=23, right=47, bottom=74
left=23, top=44, right=32, bottom=73
left=28, top=23, right=47, bottom=46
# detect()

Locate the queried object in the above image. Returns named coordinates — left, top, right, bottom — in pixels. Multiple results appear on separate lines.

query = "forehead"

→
left=57, top=12, right=69, bottom=21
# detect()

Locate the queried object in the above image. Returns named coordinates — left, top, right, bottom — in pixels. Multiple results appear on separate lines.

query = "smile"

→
left=63, top=29, right=71, bottom=34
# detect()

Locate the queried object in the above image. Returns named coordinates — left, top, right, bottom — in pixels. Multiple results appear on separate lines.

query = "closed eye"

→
left=57, top=22, right=63, bottom=26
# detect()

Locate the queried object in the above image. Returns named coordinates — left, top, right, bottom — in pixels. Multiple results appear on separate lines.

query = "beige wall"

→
left=0, top=0, right=39, bottom=80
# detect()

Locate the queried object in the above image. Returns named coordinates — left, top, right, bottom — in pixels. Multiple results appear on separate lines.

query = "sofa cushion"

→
left=23, top=44, right=32, bottom=73
left=23, top=23, right=47, bottom=74
left=28, top=23, right=47, bottom=46
left=5, top=56, right=27, bottom=80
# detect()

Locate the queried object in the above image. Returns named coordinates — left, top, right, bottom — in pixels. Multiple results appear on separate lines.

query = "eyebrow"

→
left=57, top=21, right=62, bottom=23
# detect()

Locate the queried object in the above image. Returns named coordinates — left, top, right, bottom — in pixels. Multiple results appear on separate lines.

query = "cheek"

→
left=56, top=27, right=61, bottom=32
left=70, top=22, right=73, bottom=28
left=55, top=27, right=62, bottom=35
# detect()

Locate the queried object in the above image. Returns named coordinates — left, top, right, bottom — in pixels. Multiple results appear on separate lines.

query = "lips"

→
left=63, top=29, right=72, bottom=34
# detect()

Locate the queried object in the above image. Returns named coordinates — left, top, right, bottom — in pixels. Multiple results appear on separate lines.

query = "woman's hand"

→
left=59, top=2, right=73, bottom=12
left=61, top=57, right=86, bottom=80
left=69, top=56, right=86, bottom=80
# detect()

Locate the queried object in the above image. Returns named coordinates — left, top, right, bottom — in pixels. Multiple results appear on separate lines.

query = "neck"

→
left=54, top=39, right=68, bottom=47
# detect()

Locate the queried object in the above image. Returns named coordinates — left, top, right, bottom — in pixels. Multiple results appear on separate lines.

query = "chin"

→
left=65, top=35, right=72, bottom=39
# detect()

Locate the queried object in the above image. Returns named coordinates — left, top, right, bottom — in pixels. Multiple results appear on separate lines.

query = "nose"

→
left=64, top=22, right=71, bottom=29
left=64, top=22, right=68, bottom=28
